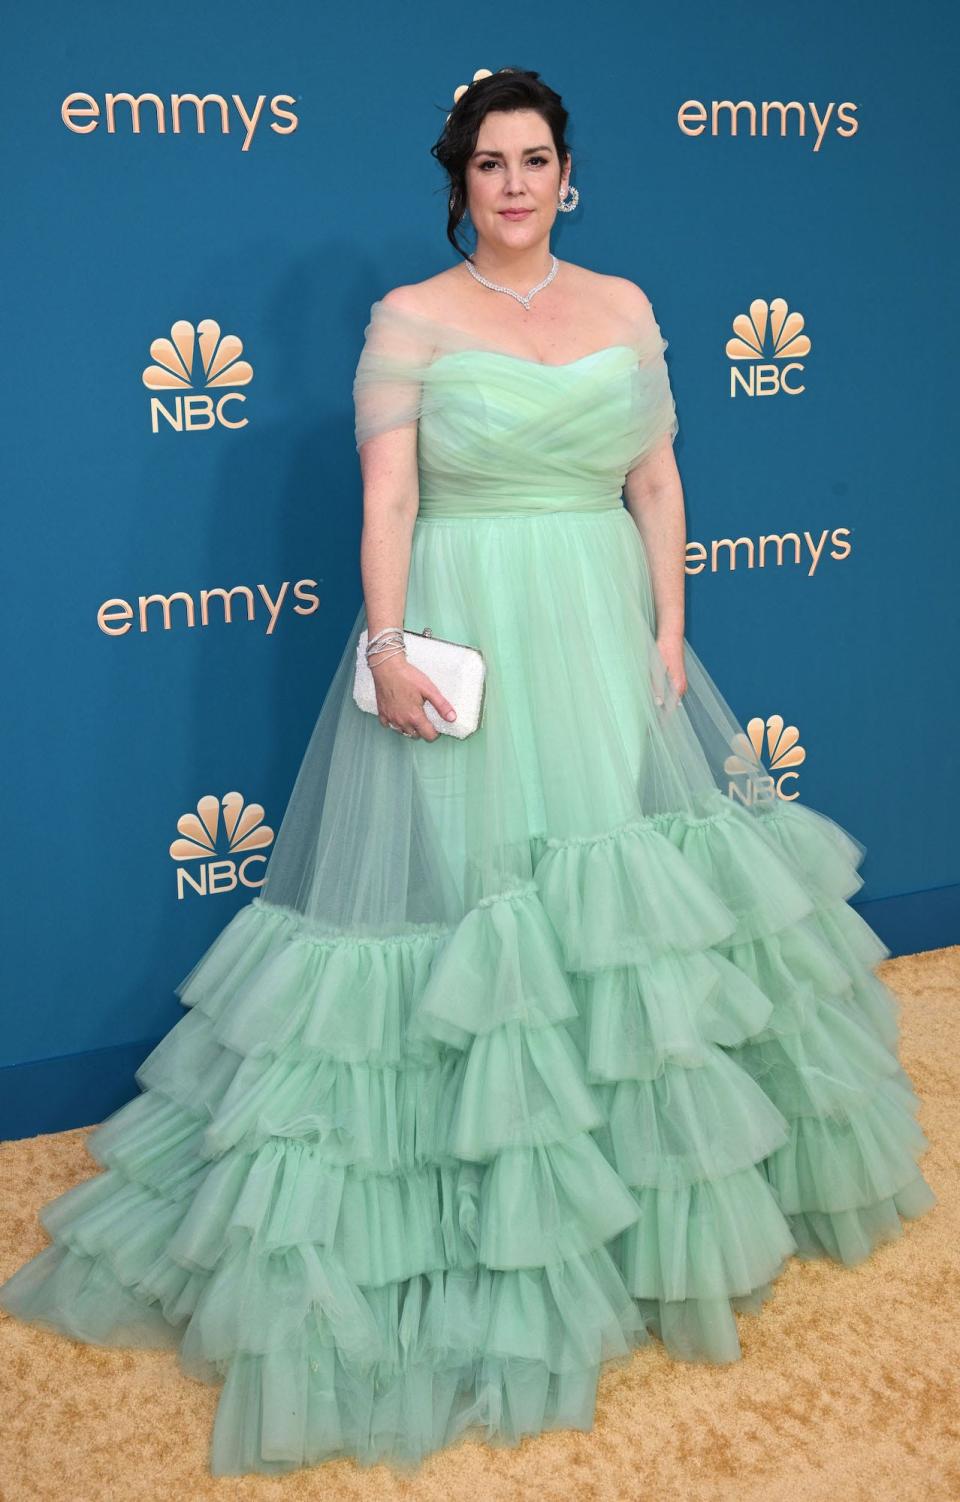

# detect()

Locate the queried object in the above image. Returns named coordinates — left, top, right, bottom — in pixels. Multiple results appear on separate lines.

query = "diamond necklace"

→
left=464, top=252, right=559, bottom=310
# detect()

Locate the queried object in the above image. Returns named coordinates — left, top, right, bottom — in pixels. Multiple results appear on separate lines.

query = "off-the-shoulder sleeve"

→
left=624, top=299, right=679, bottom=471
left=352, top=298, right=440, bottom=451
left=352, top=290, right=679, bottom=464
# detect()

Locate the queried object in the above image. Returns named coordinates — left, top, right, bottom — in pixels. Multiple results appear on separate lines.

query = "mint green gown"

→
left=0, top=295, right=937, bottom=1476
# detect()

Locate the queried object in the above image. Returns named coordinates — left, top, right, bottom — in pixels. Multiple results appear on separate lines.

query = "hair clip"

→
left=446, top=66, right=516, bottom=121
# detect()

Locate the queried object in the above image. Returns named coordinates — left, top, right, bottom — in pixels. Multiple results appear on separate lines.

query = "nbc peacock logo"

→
left=725, top=298, right=811, bottom=400
left=169, top=791, right=274, bottom=899
left=142, top=318, right=253, bottom=434
left=724, top=714, right=807, bottom=803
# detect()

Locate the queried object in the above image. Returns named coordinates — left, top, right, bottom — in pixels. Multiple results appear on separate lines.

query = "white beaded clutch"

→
left=353, top=626, right=488, bottom=739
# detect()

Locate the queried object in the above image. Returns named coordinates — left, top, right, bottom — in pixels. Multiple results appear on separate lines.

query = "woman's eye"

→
left=478, top=157, right=548, bottom=170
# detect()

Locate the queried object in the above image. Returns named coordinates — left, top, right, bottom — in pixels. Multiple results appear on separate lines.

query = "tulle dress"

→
left=0, top=293, right=937, bottom=1476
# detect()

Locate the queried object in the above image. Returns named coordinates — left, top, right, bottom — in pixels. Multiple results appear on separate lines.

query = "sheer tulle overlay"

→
left=0, top=295, right=936, bottom=1476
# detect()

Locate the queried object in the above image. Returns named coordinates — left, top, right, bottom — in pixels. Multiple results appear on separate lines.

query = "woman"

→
left=0, top=66, right=936, bottom=1478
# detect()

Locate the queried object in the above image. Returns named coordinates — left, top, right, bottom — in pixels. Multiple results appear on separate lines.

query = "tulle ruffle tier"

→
left=0, top=786, right=935, bottom=1475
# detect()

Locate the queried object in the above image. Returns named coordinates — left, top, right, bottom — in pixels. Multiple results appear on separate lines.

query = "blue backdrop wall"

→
left=2, top=0, right=957, bottom=1138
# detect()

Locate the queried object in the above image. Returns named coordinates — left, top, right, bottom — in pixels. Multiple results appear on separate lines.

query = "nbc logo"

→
left=724, top=714, right=807, bottom=803
left=169, top=791, right=274, bottom=899
left=142, top=318, right=253, bottom=433
left=726, top=298, right=811, bottom=399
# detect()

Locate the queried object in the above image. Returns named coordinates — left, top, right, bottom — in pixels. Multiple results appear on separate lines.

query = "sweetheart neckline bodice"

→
left=426, top=343, right=636, bottom=374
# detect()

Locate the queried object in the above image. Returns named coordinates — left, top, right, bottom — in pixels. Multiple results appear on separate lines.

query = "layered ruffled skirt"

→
left=0, top=504, right=936, bottom=1475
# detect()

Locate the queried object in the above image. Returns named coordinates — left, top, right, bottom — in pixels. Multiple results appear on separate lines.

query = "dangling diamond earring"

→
left=557, top=184, right=579, bottom=213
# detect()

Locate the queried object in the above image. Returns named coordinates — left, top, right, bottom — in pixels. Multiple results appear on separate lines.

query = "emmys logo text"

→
left=97, top=578, right=321, bottom=637
left=678, top=99, right=858, bottom=152
left=61, top=92, right=298, bottom=151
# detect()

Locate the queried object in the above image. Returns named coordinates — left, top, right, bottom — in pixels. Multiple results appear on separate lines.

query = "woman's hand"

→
left=652, top=631, right=688, bottom=709
left=371, top=655, right=457, bottom=741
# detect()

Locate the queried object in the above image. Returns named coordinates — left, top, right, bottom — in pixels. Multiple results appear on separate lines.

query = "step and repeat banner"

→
left=2, top=0, right=956, bottom=1135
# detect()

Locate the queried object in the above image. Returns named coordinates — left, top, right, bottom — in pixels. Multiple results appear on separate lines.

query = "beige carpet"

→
left=1, top=944, right=956, bottom=1502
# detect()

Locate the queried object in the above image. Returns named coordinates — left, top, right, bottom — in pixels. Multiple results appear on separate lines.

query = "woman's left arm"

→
left=623, top=435, right=689, bottom=697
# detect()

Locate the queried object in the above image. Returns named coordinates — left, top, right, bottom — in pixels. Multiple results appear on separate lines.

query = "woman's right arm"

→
left=358, top=422, right=457, bottom=740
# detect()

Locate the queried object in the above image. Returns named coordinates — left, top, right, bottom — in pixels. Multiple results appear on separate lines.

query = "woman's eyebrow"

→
left=471, top=144, right=554, bottom=158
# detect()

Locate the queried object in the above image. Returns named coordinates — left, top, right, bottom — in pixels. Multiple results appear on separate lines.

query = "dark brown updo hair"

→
left=430, top=67, right=571, bottom=260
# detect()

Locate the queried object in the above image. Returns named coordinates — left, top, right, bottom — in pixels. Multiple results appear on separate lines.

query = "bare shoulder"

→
left=376, top=283, right=424, bottom=314
left=378, top=268, right=461, bottom=318
left=597, top=270, right=654, bottom=319
left=556, top=260, right=654, bottom=322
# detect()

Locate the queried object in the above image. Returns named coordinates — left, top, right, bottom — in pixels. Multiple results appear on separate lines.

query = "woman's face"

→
left=464, top=108, right=570, bottom=253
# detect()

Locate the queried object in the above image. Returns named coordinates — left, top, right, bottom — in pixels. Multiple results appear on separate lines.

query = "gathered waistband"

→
left=416, top=490, right=625, bottom=521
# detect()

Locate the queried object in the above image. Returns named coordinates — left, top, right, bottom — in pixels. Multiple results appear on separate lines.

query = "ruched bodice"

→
left=353, top=298, right=680, bottom=519
left=418, top=346, right=649, bottom=517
